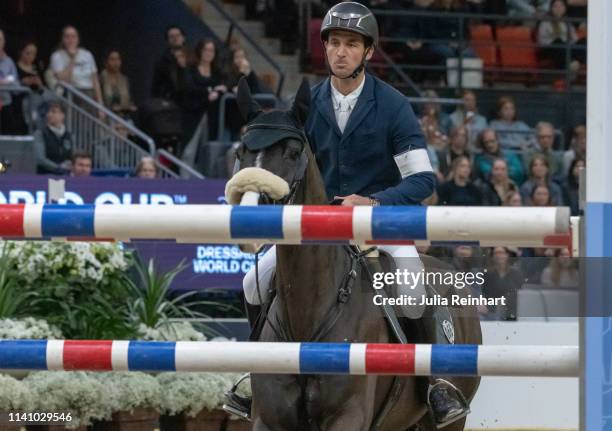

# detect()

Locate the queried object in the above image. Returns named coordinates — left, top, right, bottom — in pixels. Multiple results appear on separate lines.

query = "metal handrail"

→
left=57, top=82, right=156, bottom=154
left=204, top=0, right=285, bottom=97
left=156, top=148, right=205, bottom=179
left=374, top=47, right=422, bottom=97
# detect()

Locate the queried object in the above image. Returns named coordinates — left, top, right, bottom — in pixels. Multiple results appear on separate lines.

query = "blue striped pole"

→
left=0, top=341, right=578, bottom=377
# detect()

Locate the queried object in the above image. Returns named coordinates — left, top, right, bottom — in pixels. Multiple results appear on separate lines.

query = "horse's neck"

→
left=275, top=245, right=348, bottom=341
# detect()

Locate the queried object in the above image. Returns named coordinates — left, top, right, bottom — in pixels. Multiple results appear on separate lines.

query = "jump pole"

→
left=0, top=204, right=571, bottom=248
left=0, top=340, right=578, bottom=377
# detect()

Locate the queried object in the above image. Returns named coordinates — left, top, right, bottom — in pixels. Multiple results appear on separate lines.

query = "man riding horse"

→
left=225, top=2, right=471, bottom=427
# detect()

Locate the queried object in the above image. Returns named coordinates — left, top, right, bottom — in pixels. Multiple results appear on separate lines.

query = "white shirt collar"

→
left=330, top=76, right=365, bottom=113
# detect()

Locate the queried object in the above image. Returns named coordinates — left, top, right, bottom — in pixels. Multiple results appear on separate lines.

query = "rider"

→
left=225, top=2, right=470, bottom=427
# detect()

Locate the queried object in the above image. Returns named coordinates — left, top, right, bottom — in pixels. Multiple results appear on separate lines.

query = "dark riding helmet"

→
left=320, top=2, right=379, bottom=48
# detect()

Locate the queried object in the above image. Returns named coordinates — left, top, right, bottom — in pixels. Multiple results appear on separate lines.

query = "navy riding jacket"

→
left=305, top=73, right=435, bottom=205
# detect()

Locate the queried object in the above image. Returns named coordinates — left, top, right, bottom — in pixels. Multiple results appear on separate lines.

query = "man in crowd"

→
left=70, top=151, right=92, bottom=177
left=523, top=121, right=563, bottom=178
left=34, top=101, right=74, bottom=175
left=152, top=25, right=186, bottom=101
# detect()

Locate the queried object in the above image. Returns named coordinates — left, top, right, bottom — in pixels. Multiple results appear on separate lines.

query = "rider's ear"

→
left=237, top=77, right=262, bottom=122
left=290, top=78, right=310, bottom=128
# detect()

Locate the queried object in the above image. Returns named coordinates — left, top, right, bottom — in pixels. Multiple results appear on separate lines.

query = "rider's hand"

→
left=335, top=194, right=372, bottom=206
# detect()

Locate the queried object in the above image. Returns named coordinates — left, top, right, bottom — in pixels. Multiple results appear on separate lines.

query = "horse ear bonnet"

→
left=241, top=111, right=307, bottom=151
left=237, top=77, right=262, bottom=122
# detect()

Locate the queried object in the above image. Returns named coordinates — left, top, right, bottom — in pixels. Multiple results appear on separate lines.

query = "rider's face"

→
left=325, top=30, right=373, bottom=78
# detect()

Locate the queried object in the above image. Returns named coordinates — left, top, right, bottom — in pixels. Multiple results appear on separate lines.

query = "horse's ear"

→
left=237, top=77, right=261, bottom=122
left=290, top=78, right=310, bottom=127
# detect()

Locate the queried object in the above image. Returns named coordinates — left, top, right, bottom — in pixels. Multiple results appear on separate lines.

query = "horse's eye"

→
left=286, top=148, right=301, bottom=161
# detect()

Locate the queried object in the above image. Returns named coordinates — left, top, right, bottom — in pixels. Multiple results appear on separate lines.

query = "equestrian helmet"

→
left=320, top=2, right=379, bottom=48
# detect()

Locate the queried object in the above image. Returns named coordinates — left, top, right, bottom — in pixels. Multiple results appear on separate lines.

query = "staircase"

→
left=185, top=0, right=320, bottom=99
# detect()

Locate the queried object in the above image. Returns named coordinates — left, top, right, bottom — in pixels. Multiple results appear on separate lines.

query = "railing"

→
left=157, top=148, right=205, bottom=179
left=370, top=8, right=586, bottom=92
left=204, top=0, right=285, bottom=97
left=55, top=82, right=202, bottom=179
left=0, top=84, right=35, bottom=134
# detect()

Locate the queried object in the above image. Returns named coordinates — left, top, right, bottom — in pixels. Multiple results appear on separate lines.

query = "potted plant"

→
left=0, top=374, right=34, bottom=431
left=91, top=372, right=161, bottom=431
left=24, top=371, right=112, bottom=430
left=157, top=372, right=245, bottom=431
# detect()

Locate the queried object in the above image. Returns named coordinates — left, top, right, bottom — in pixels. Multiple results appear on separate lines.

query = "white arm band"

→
left=393, top=148, right=433, bottom=179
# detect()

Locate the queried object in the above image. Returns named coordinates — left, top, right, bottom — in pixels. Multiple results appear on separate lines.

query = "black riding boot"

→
left=416, top=287, right=470, bottom=428
left=222, top=301, right=262, bottom=421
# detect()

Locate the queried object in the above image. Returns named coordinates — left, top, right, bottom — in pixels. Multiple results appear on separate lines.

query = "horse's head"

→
left=225, top=78, right=327, bottom=207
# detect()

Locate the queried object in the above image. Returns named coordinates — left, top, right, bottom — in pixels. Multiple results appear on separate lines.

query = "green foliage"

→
left=0, top=244, right=34, bottom=318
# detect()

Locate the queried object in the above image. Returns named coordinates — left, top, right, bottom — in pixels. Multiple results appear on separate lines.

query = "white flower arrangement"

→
left=6, top=241, right=128, bottom=285
left=91, top=372, right=162, bottom=414
left=0, top=317, right=62, bottom=339
left=137, top=321, right=207, bottom=341
left=0, top=374, right=34, bottom=412
left=24, top=371, right=113, bottom=428
left=157, top=372, right=240, bottom=417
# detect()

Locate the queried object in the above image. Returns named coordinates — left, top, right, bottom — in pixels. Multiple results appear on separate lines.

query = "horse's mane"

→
left=300, top=143, right=329, bottom=205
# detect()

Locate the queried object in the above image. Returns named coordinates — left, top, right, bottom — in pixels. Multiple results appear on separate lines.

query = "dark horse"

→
left=227, top=78, right=482, bottom=431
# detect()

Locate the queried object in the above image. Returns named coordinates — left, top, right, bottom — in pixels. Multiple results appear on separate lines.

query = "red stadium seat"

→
left=470, top=24, right=497, bottom=67
left=496, top=26, right=538, bottom=69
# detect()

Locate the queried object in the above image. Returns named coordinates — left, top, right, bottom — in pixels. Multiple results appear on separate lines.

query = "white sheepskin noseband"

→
left=225, top=167, right=290, bottom=205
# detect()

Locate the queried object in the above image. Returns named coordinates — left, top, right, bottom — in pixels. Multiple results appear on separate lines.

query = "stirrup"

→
left=427, top=379, right=470, bottom=429
left=222, top=373, right=252, bottom=421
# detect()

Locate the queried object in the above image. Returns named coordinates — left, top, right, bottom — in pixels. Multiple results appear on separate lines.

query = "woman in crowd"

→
left=419, top=89, right=452, bottom=151
left=449, top=90, right=488, bottom=150
left=50, top=25, right=103, bottom=109
left=14, top=42, right=45, bottom=133
left=477, top=158, right=518, bottom=206
left=474, top=128, right=525, bottom=184
left=135, top=157, right=158, bottom=179
left=563, top=157, right=584, bottom=216
left=537, top=0, right=581, bottom=72
left=520, top=154, right=563, bottom=205
left=503, top=190, right=523, bottom=206
left=482, top=246, right=523, bottom=321
left=563, top=124, right=586, bottom=175
left=437, top=156, right=482, bottom=206
left=489, top=96, right=532, bottom=150
left=99, top=50, right=137, bottom=119
left=530, top=183, right=554, bottom=206
left=438, top=125, right=471, bottom=177
left=185, top=38, right=227, bottom=141
left=225, top=47, right=262, bottom=139
left=540, top=247, right=578, bottom=288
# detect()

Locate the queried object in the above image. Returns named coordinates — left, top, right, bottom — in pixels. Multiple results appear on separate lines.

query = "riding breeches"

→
left=242, top=245, right=427, bottom=319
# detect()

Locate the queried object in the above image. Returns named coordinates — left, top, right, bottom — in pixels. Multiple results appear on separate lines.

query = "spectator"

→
left=540, top=247, right=578, bottom=288
left=473, top=128, right=525, bottom=184
left=135, top=156, right=158, bottom=179
left=530, top=183, right=553, bottom=206
left=489, top=96, right=532, bottom=150
left=437, top=156, right=482, bottom=205
left=50, top=25, right=103, bottom=108
left=507, top=0, right=550, bottom=18
left=0, top=28, right=18, bottom=134
left=152, top=25, right=186, bottom=100
left=70, top=151, right=93, bottom=177
left=99, top=50, right=137, bottom=118
left=504, top=190, right=523, bottom=206
left=562, top=157, right=584, bottom=215
left=438, top=125, right=471, bottom=177
left=427, top=0, right=476, bottom=68
left=520, top=154, right=563, bottom=204
left=563, top=124, right=586, bottom=175
left=33, top=101, right=73, bottom=175
left=449, top=90, right=488, bottom=150
left=15, top=42, right=45, bottom=134
left=227, top=48, right=262, bottom=94
left=482, top=246, right=523, bottom=320
left=523, top=122, right=564, bottom=178
left=185, top=38, right=227, bottom=142
left=537, top=0, right=581, bottom=72
left=419, top=90, right=451, bottom=151
left=477, top=158, right=518, bottom=205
